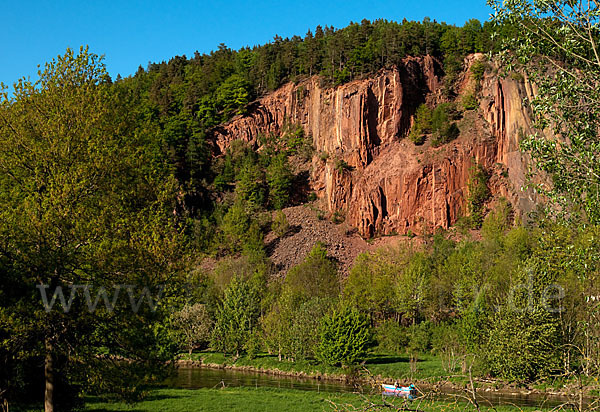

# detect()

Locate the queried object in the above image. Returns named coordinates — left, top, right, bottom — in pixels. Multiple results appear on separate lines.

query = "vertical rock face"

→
left=479, top=69, right=543, bottom=218
left=210, top=55, right=541, bottom=237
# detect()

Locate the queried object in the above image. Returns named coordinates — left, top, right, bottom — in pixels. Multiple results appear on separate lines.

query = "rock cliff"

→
left=210, top=54, right=541, bottom=237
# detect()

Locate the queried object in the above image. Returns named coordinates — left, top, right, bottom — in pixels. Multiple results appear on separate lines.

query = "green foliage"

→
left=334, top=68, right=351, bottom=85
left=271, top=210, right=290, bottom=237
left=334, top=159, right=352, bottom=173
left=431, top=103, right=461, bottom=147
left=235, top=158, right=267, bottom=207
left=331, top=210, right=345, bottom=224
left=430, top=322, right=464, bottom=373
left=170, top=304, right=213, bottom=358
left=211, top=277, right=262, bottom=356
left=343, top=251, right=400, bottom=319
left=0, top=47, right=187, bottom=407
left=461, top=93, right=478, bottom=110
left=266, top=154, right=293, bottom=210
left=317, top=306, right=372, bottom=366
left=409, top=104, right=433, bottom=145
left=469, top=58, right=487, bottom=82
left=490, top=0, right=600, bottom=223
left=466, top=165, right=491, bottom=228
left=406, top=322, right=431, bottom=355
left=487, top=308, right=560, bottom=382
left=284, top=243, right=339, bottom=301
left=395, top=253, right=430, bottom=325
left=375, top=320, right=408, bottom=353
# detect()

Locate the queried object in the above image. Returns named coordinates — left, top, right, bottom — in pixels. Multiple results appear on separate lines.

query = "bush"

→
left=470, top=58, right=487, bottom=82
left=409, top=104, right=433, bottom=145
left=407, top=322, right=431, bottom=355
left=431, top=322, right=464, bottom=373
left=432, top=122, right=460, bottom=147
left=331, top=210, right=345, bottom=224
left=467, top=165, right=491, bottom=229
left=235, top=159, right=266, bottom=207
left=267, top=153, right=293, bottom=210
left=335, top=159, right=352, bottom=173
left=462, top=93, right=478, bottom=110
left=409, top=129, right=426, bottom=145
left=285, top=243, right=339, bottom=300
left=317, top=306, right=372, bottom=366
left=272, top=210, right=290, bottom=237
left=487, top=308, right=560, bottom=382
left=376, top=319, right=409, bottom=353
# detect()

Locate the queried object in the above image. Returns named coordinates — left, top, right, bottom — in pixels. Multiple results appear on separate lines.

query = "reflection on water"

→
left=166, top=366, right=584, bottom=409
left=165, top=366, right=358, bottom=394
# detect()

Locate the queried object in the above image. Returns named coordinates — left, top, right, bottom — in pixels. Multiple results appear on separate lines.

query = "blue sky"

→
left=1, top=1, right=493, bottom=87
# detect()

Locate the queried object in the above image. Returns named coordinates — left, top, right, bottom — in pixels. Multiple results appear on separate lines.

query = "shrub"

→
left=235, top=159, right=266, bottom=207
left=487, top=308, right=560, bottom=382
left=470, top=58, right=487, bottom=82
left=285, top=243, right=339, bottom=300
left=462, top=93, right=478, bottom=110
left=431, top=322, right=464, bottom=373
left=409, top=104, right=433, bottom=145
left=407, top=321, right=431, bottom=355
left=331, top=210, right=345, bottom=224
left=272, top=210, right=290, bottom=237
left=376, top=320, right=409, bottom=353
left=334, top=68, right=351, bottom=85
left=221, top=201, right=251, bottom=250
left=409, top=129, right=426, bottom=145
left=509, top=71, right=524, bottom=83
left=335, top=159, right=352, bottom=173
left=467, top=165, right=491, bottom=229
left=317, top=306, right=372, bottom=366
left=432, top=122, right=460, bottom=147
left=267, top=153, right=293, bottom=210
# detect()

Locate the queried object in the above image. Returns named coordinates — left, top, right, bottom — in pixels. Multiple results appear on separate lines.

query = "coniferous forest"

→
left=1, top=4, right=600, bottom=412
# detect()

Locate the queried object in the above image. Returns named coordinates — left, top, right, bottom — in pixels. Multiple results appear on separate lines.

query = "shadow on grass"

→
left=85, top=391, right=184, bottom=412
left=366, top=355, right=410, bottom=365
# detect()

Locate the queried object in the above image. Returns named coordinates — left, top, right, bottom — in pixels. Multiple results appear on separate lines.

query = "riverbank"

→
left=83, top=387, right=539, bottom=412
left=178, top=351, right=594, bottom=401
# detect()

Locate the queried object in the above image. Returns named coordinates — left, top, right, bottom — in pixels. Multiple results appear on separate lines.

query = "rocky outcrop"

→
left=478, top=67, right=543, bottom=218
left=210, top=55, right=541, bottom=237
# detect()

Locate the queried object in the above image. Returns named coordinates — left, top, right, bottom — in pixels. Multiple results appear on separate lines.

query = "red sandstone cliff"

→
left=210, top=54, right=541, bottom=237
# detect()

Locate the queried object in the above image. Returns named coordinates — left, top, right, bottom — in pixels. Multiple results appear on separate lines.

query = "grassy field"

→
left=83, top=387, right=542, bottom=412
left=194, top=351, right=453, bottom=383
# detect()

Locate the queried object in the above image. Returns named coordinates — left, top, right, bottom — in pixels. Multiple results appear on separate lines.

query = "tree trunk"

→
left=44, top=338, right=54, bottom=412
left=188, top=348, right=193, bottom=360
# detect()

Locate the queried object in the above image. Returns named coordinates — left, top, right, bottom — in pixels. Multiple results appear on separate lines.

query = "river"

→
left=165, top=366, right=584, bottom=409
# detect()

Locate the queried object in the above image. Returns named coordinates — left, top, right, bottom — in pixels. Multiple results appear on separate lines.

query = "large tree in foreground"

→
left=489, top=0, right=600, bottom=223
left=0, top=48, right=185, bottom=411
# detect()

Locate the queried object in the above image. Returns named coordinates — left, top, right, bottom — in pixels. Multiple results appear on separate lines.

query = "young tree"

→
left=284, top=243, right=339, bottom=300
left=211, top=277, right=261, bottom=357
left=266, top=153, right=293, bottom=210
left=317, top=306, right=372, bottom=367
left=170, top=304, right=213, bottom=359
left=490, top=0, right=600, bottom=223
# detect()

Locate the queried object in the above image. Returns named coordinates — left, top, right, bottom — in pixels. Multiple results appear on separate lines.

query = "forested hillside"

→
left=1, top=10, right=600, bottom=412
